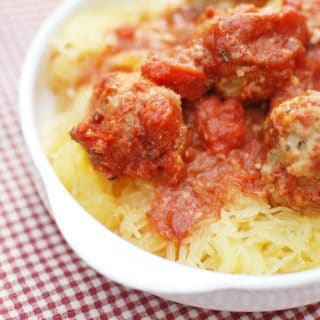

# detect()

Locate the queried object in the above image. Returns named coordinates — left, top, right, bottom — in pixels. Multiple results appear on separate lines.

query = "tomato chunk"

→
left=195, top=96, right=245, bottom=155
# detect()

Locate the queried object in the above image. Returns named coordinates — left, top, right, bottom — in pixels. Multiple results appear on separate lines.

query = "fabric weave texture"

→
left=1, top=1, right=320, bottom=319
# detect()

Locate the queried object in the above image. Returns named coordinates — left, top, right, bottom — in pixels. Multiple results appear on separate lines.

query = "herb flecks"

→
left=220, top=49, right=231, bottom=62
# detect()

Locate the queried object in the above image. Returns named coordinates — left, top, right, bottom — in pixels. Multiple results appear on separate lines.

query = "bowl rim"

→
left=19, top=0, right=320, bottom=295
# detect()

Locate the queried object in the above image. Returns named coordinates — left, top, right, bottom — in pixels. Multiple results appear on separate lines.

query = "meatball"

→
left=142, top=45, right=206, bottom=101
left=203, top=5, right=309, bottom=100
left=263, top=91, right=320, bottom=213
left=70, top=72, right=188, bottom=185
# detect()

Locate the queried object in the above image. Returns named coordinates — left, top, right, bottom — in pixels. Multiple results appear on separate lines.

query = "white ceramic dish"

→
left=19, top=0, right=320, bottom=312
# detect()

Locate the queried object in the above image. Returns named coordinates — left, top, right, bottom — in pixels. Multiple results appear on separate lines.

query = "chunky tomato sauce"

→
left=70, top=1, right=320, bottom=241
left=149, top=106, right=266, bottom=240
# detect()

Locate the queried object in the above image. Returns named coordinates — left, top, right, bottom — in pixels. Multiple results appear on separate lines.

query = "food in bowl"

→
left=45, top=0, right=320, bottom=274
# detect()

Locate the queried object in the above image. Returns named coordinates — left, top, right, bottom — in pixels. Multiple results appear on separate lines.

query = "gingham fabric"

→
left=1, top=1, right=320, bottom=319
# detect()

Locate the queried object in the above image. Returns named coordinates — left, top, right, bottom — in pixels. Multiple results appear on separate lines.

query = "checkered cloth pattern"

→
left=1, top=0, right=320, bottom=319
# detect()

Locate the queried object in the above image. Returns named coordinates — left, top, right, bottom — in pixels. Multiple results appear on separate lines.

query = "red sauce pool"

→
left=148, top=107, right=267, bottom=240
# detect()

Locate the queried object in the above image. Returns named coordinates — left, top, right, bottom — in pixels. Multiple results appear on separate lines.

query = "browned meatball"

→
left=203, top=4, right=309, bottom=100
left=142, top=45, right=206, bottom=101
left=70, top=72, right=188, bottom=185
left=263, top=91, right=320, bottom=213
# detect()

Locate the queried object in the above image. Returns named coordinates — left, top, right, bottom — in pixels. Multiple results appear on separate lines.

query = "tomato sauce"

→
left=195, top=97, right=245, bottom=155
left=70, top=2, right=320, bottom=241
left=76, top=5, right=203, bottom=87
left=71, top=73, right=188, bottom=185
left=148, top=106, right=267, bottom=240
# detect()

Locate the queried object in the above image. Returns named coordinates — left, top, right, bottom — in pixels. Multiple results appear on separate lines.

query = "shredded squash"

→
left=45, top=0, right=320, bottom=274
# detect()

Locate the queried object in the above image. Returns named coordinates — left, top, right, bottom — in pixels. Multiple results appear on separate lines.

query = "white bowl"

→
left=19, top=0, right=320, bottom=312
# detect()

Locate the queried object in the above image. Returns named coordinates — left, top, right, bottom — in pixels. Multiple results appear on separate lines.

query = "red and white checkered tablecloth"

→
left=1, top=1, right=320, bottom=319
